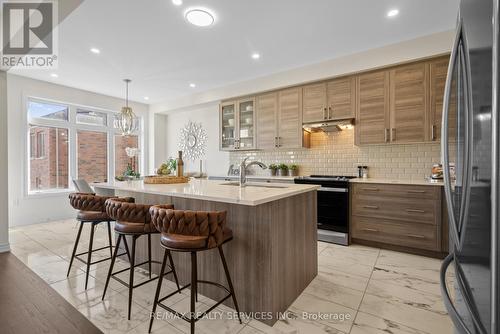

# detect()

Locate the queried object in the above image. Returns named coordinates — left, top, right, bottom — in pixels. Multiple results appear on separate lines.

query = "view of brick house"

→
left=30, top=129, right=139, bottom=190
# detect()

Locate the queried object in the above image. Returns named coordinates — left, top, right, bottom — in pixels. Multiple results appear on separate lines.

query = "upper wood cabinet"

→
left=430, top=56, right=455, bottom=142
left=256, top=87, right=308, bottom=149
left=389, top=62, right=428, bottom=143
left=302, top=76, right=356, bottom=123
left=327, top=76, right=356, bottom=120
left=219, top=98, right=257, bottom=151
left=256, top=92, right=278, bottom=150
left=302, top=83, right=327, bottom=123
left=355, top=70, right=390, bottom=145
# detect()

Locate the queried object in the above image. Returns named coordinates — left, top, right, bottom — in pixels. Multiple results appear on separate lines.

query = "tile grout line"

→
left=347, top=247, right=381, bottom=334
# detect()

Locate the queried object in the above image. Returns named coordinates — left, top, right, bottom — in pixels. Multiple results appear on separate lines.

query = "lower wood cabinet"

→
left=351, top=183, right=445, bottom=254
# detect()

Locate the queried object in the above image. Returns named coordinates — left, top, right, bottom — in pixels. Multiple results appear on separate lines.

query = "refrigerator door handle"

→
left=442, top=20, right=463, bottom=248
left=440, top=253, right=473, bottom=334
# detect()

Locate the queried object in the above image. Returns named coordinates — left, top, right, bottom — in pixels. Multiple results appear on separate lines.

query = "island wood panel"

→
left=278, top=87, right=302, bottom=148
left=256, top=92, right=278, bottom=150
left=355, top=70, right=390, bottom=145
left=327, top=76, right=356, bottom=120
left=389, top=62, right=429, bottom=143
left=114, top=190, right=317, bottom=326
left=302, top=82, right=327, bottom=123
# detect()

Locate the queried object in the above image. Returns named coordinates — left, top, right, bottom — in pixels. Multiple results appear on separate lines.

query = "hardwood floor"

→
left=0, top=252, right=102, bottom=334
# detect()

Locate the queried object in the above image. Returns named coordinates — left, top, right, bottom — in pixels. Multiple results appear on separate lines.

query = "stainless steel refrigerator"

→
left=440, top=0, right=499, bottom=333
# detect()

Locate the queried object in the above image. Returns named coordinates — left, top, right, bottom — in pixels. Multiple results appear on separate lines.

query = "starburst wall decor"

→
left=179, top=121, right=207, bottom=161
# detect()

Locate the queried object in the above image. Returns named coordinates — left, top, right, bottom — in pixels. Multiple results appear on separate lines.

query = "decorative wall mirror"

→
left=179, top=121, right=207, bottom=160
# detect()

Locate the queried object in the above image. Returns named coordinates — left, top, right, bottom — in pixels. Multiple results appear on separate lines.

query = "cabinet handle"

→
left=363, top=205, right=379, bottom=209
left=362, top=228, right=378, bottom=232
left=275, top=137, right=278, bottom=148
left=384, top=128, right=389, bottom=142
left=323, top=107, right=328, bottom=120
left=431, top=125, right=436, bottom=141
left=406, top=209, right=425, bottom=213
left=391, top=128, right=396, bottom=141
left=278, top=137, right=281, bottom=147
left=362, top=187, right=379, bottom=191
left=328, top=106, right=332, bottom=120
left=406, top=234, right=426, bottom=239
left=407, top=190, right=426, bottom=194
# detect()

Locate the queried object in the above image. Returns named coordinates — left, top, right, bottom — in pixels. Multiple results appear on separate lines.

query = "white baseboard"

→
left=0, top=243, right=11, bottom=253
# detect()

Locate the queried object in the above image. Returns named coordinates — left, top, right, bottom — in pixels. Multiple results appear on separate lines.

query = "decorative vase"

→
left=269, top=169, right=277, bottom=176
left=288, top=169, right=298, bottom=177
left=278, top=169, right=288, bottom=177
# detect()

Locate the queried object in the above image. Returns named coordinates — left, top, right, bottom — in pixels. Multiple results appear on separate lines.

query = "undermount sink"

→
left=220, top=181, right=289, bottom=189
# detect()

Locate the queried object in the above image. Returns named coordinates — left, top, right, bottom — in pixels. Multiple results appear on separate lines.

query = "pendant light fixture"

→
left=115, top=79, right=139, bottom=136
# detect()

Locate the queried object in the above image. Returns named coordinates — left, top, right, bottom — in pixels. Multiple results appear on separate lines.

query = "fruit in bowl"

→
left=156, top=163, right=171, bottom=176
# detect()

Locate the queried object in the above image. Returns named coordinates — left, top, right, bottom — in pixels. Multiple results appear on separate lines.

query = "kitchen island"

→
left=93, top=179, right=318, bottom=325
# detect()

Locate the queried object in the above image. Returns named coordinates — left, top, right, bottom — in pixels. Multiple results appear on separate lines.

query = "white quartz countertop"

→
left=208, top=175, right=296, bottom=181
left=93, top=179, right=319, bottom=206
left=350, top=178, right=444, bottom=186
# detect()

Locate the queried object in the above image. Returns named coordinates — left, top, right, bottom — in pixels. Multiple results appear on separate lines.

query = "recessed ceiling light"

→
left=90, top=47, right=100, bottom=54
left=185, top=8, right=215, bottom=27
left=143, top=96, right=149, bottom=101
left=387, top=9, right=399, bottom=17
left=50, top=73, right=58, bottom=78
left=172, top=0, right=182, bottom=6
left=251, top=53, right=260, bottom=60
left=189, top=83, right=196, bottom=88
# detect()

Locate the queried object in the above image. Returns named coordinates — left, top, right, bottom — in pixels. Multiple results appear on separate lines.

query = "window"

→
left=26, top=98, right=143, bottom=195
left=28, top=125, right=69, bottom=192
left=77, top=131, right=108, bottom=183
left=115, top=135, right=139, bottom=177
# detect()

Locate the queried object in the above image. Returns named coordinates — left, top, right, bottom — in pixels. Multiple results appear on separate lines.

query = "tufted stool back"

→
left=150, top=205, right=230, bottom=250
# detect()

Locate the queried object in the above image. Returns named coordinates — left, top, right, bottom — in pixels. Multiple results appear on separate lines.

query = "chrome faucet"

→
left=239, top=157, right=267, bottom=187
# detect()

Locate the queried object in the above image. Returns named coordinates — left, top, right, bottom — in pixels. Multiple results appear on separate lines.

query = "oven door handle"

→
left=318, top=187, right=348, bottom=193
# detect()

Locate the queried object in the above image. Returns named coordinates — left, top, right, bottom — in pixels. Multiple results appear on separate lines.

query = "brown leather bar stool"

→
left=148, top=206, right=242, bottom=334
left=102, top=198, right=181, bottom=320
left=68, top=193, right=131, bottom=290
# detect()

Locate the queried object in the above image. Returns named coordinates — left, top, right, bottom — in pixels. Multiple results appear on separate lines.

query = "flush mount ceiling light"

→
left=172, top=0, right=182, bottom=6
left=185, top=8, right=215, bottom=27
left=90, top=47, right=100, bottom=54
left=387, top=9, right=399, bottom=17
left=143, top=96, right=149, bottom=101
left=50, top=73, right=58, bottom=78
left=251, top=53, right=260, bottom=60
left=189, top=83, right=196, bottom=88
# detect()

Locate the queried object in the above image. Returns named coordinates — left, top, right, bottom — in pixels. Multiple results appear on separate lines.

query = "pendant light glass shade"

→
left=115, top=79, right=139, bottom=136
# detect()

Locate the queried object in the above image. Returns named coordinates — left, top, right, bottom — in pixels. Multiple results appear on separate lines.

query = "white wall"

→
left=0, top=71, right=9, bottom=252
left=7, top=74, right=150, bottom=227
left=163, top=102, right=229, bottom=176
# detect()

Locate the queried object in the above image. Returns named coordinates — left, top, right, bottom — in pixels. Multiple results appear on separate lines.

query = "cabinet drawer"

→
left=352, top=195, right=439, bottom=225
left=351, top=216, right=440, bottom=251
left=352, top=183, right=440, bottom=200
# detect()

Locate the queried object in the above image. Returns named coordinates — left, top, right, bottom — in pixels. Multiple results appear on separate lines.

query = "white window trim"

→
left=24, top=96, right=143, bottom=198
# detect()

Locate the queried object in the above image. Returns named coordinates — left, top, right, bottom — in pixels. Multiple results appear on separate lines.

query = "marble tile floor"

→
left=8, top=219, right=456, bottom=334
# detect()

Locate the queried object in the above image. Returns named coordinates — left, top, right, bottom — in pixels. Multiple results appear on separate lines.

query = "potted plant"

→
left=277, top=163, right=288, bottom=177
left=288, top=164, right=299, bottom=176
left=269, top=164, right=278, bottom=176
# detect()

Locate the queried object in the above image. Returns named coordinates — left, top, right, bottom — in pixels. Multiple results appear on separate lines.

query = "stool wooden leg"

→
left=149, top=249, right=169, bottom=333
left=147, top=233, right=152, bottom=279
left=106, top=221, right=113, bottom=258
left=218, top=245, right=242, bottom=324
left=102, top=234, right=122, bottom=300
left=191, top=251, right=197, bottom=334
left=85, top=222, right=96, bottom=290
left=67, top=222, right=84, bottom=277
left=128, top=235, right=137, bottom=320
left=167, top=250, right=181, bottom=291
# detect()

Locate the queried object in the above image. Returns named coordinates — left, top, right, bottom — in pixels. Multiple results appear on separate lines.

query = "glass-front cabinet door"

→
left=237, top=98, right=256, bottom=150
left=220, top=98, right=256, bottom=151
left=220, top=101, right=236, bottom=150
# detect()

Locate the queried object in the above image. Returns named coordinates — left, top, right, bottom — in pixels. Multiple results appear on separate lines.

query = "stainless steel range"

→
left=294, top=175, right=356, bottom=245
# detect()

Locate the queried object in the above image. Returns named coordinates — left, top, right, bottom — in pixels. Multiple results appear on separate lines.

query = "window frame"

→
left=24, top=96, right=143, bottom=197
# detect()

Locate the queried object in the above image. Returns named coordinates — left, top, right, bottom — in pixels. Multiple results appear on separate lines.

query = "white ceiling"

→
left=9, top=0, right=459, bottom=105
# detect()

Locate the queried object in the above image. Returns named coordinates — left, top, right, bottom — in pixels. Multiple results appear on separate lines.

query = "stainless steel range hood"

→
left=302, top=119, right=354, bottom=132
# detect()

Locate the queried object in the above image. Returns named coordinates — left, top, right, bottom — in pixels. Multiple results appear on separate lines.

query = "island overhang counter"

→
left=93, top=179, right=318, bottom=325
